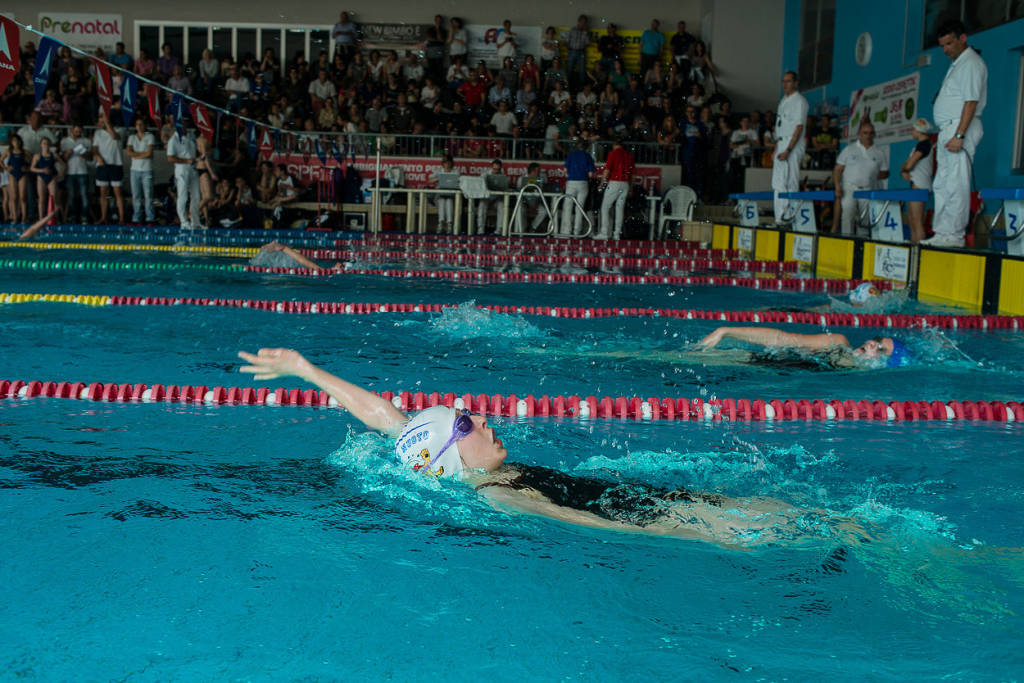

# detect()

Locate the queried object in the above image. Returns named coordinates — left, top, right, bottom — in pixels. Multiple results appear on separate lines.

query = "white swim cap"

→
left=850, top=282, right=879, bottom=304
left=394, top=405, right=465, bottom=478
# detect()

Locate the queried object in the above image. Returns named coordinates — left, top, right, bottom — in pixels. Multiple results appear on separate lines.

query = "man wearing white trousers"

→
left=598, top=138, right=635, bottom=239
left=562, top=139, right=595, bottom=236
left=832, top=121, right=888, bottom=236
left=925, top=19, right=986, bottom=248
left=771, top=71, right=808, bottom=225
left=166, top=126, right=201, bottom=229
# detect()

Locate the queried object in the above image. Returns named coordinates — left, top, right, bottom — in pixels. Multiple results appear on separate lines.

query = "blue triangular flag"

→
left=170, top=93, right=185, bottom=137
left=330, top=139, right=345, bottom=165
left=33, top=37, right=60, bottom=106
left=121, top=73, right=138, bottom=129
left=314, top=136, right=327, bottom=166
left=247, top=121, right=257, bottom=159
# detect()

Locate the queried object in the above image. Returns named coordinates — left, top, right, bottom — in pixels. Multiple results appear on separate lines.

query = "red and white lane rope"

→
left=356, top=235, right=713, bottom=255
left=3, top=292, right=1019, bottom=331
left=294, top=249, right=799, bottom=274
left=1, top=380, right=1019, bottom=422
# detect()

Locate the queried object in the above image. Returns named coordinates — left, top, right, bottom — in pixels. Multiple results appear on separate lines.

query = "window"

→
left=797, top=0, right=835, bottom=90
left=134, top=21, right=331, bottom=75
left=923, top=0, right=1024, bottom=48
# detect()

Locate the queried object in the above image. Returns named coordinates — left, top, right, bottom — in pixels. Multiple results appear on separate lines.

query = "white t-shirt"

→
left=933, top=47, right=986, bottom=127
left=166, top=133, right=197, bottom=177
left=490, top=111, right=518, bottom=135
left=729, top=128, right=759, bottom=159
left=17, top=125, right=55, bottom=155
left=126, top=131, right=156, bottom=172
left=576, top=91, right=597, bottom=108
left=60, top=136, right=92, bottom=175
left=497, top=31, right=517, bottom=61
left=225, top=76, right=250, bottom=97
left=775, top=91, right=809, bottom=144
left=308, top=79, right=337, bottom=101
left=836, top=140, right=888, bottom=188
left=277, top=175, right=296, bottom=198
left=92, top=128, right=124, bottom=166
left=543, top=124, right=560, bottom=156
left=449, top=29, right=468, bottom=56
left=550, top=90, right=571, bottom=108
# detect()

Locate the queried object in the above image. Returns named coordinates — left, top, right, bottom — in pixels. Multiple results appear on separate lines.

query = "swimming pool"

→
left=2, top=229, right=1022, bottom=679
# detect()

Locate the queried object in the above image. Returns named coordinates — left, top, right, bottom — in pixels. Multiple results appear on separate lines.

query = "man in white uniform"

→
left=771, top=71, right=808, bottom=224
left=165, top=124, right=201, bottom=229
left=925, top=20, right=986, bottom=248
left=832, top=121, right=889, bottom=236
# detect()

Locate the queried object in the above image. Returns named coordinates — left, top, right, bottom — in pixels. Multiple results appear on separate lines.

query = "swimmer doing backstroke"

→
left=698, top=326, right=914, bottom=368
left=238, top=347, right=844, bottom=548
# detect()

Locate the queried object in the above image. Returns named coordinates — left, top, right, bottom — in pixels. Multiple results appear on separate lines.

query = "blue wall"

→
left=781, top=0, right=1023, bottom=191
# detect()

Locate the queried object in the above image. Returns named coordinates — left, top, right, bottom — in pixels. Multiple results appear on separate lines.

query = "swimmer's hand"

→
left=261, top=240, right=285, bottom=253
left=696, top=328, right=725, bottom=350
left=238, top=348, right=310, bottom=381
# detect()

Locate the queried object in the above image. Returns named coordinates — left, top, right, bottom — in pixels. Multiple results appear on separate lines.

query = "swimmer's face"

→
left=458, top=414, right=507, bottom=471
left=854, top=337, right=893, bottom=360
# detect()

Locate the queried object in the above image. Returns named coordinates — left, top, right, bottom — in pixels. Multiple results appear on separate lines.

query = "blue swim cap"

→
left=887, top=339, right=913, bottom=367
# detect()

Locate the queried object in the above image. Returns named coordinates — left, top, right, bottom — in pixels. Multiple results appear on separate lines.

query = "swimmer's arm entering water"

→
left=238, top=348, right=408, bottom=435
left=257, top=241, right=323, bottom=270
left=698, top=326, right=850, bottom=352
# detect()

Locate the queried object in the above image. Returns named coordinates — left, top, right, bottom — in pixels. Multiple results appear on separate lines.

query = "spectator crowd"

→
left=0, top=12, right=843, bottom=230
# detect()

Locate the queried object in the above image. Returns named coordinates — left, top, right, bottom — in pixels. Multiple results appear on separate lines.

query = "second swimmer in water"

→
left=697, top=325, right=914, bottom=369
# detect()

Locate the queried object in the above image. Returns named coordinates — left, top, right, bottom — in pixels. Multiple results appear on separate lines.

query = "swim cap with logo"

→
left=850, top=282, right=879, bottom=304
left=394, top=405, right=464, bottom=478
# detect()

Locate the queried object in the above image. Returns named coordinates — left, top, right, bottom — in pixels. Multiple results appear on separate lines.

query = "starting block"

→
left=852, top=189, right=929, bottom=243
left=980, top=188, right=1024, bottom=256
left=778, top=190, right=835, bottom=233
left=729, top=192, right=774, bottom=227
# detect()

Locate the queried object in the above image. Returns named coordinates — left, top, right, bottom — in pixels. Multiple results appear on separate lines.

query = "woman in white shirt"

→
left=124, top=119, right=156, bottom=223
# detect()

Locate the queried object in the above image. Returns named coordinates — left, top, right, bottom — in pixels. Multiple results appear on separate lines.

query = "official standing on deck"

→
left=926, top=19, right=986, bottom=248
left=771, top=71, right=808, bottom=225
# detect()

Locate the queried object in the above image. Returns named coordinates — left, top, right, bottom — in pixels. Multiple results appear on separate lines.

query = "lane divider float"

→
left=0, top=259, right=891, bottom=292
left=1, top=291, right=1015, bottom=331
left=0, top=241, right=257, bottom=257
left=0, top=379, right=1019, bottom=422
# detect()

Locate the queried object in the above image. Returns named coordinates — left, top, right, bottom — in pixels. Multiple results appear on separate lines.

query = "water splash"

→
left=421, top=301, right=548, bottom=341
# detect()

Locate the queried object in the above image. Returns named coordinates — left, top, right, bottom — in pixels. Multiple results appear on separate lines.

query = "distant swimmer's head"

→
left=853, top=337, right=914, bottom=367
left=394, top=406, right=507, bottom=478
left=849, top=282, right=881, bottom=305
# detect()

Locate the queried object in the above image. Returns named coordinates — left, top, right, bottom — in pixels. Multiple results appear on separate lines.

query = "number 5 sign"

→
left=792, top=199, right=817, bottom=233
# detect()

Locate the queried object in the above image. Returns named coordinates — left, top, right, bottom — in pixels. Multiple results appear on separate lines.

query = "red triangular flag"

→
left=188, top=102, right=214, bottom=142
left=92, top=58, right=113, bottom=116
left=258, top=128, right=274, bottom=161
left=0, top=17, right=21, bottom=95
left=147, top=84, right=162, bottom=127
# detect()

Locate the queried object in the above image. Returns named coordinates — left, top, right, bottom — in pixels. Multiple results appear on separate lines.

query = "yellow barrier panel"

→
left=815, top=237, right=854, bottom=279
left=712, top=224, right=731, bottom=250
left=755, top=230, right=780, bottom=262
left=998, top=259, right=1024, bottom=316
left=0, top=242, right=257, bottom=258
left=918, top=250, right=985, bottom=311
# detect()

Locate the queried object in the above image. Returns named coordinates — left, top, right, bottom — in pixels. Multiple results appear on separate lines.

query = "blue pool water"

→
left=1, top=240, right=1023, bottom=679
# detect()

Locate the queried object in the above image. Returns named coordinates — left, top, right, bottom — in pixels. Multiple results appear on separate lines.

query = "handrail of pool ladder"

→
left=506, top=184, right=556, bottom=243
left=547, top=194, right=594, bottom=239
left=0, top=379, right=1020, bottom=423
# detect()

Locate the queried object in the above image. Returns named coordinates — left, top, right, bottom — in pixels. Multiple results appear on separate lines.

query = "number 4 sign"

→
left=870, top=200, right=904, bottom=243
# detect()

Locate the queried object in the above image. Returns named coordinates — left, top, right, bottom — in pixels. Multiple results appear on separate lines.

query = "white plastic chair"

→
left=653, top=185, right=698, bottom=240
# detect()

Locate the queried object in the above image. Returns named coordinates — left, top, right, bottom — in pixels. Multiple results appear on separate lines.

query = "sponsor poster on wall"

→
left=465, top=24, right=542, bottom=67
left=555, top=28, right=672, bottom=75
left=38, top=13, right=122, bottom=52
left=846, top=72, right=919, bottom=145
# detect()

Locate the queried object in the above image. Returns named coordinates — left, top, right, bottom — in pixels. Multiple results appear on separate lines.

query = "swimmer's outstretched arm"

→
left=238, top=348, right=408, bottom=435
left=17, top=209, right=59, bottom=241
left=697, top=326, right=850, bottom=351
left=259, top=241, right=323, bottom=270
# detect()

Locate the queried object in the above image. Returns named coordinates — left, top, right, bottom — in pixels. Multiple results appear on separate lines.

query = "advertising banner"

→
left=466, top=24, right=542, bottom=67
left=277, top=154, right=664, bottom=193
left=359, top=23, right=429, bottom=50
left=846, top=72, right=920, bottom=145
left=38, top=13, right=122, bottom=52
